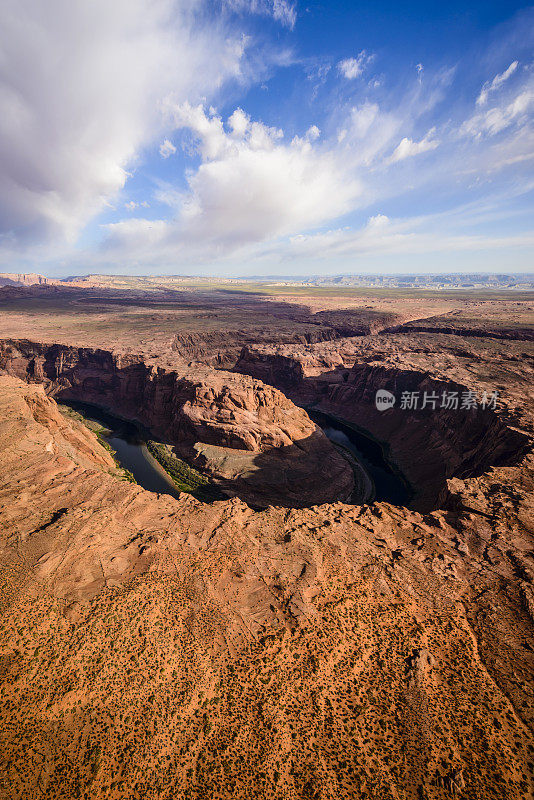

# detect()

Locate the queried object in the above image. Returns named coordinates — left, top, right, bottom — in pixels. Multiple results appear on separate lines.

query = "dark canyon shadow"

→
left=306, top=368, right=531, bottom=511
left=186, top=428, right=358, bottom=510
left=1, top=338, right=530, bottom=513
left=234, top=353, right=532, bottom=511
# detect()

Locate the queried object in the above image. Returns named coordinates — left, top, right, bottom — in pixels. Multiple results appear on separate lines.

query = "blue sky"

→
left=1, top=0, right=533, bottom=276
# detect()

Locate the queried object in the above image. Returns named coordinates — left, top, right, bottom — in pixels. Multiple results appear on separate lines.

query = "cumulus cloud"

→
left=104, top=54, right=533, bottom=267
left=159, top=139, right=177, bottom=158
left=476, top=61, right=519, bottom=105
left=94, top=35, right=534, bottom=272
left=2, top=3, right=532, bottom=275
left=338, top=51, right=373, bottom=80
left=390, top=128, right=439, bottom=162
left=152, top=103, right=361, bottom=247
left=99, top=61, right=533, bottom=273
left=0, top=0, right=265, bottom=245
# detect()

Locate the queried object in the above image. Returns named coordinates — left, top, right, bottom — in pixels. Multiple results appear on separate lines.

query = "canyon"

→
left=0, top=339, right=355, bottom=509
left=0, top=281, right=532, bottom=800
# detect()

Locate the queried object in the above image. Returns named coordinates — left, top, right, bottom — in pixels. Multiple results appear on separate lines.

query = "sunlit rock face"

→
left=235, top=346, right=529, bottom=511
left=0, top=374, right=532, bottom=800
left=0, top=339, right=355, bottom=508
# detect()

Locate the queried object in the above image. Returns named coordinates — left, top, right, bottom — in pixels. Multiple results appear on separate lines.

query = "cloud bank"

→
left=0, top=2, right=532, bottom=274
left=0, top=0, right=260, bottom=244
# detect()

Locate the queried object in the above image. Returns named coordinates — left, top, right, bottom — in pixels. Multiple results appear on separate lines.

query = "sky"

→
left=0, top=0, right=533, bottom=277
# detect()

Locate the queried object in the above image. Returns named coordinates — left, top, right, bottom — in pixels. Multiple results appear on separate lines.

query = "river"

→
left=308, top=409, right=412, bottom=506
left=60, top=401, right=183, bottom=499
left=61, top=400, right=411, bottom=508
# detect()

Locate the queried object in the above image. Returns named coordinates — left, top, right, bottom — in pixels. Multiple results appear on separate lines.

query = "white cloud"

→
left=283, top=215, right=534, bottom=261
left=349, top=102, right=380, bottom=137
left=462, top=86, right=534, bottom=137
left=102, top=57, right=533, bottom=267
left=271, top=0, right=297, bottom=28
left=91, top=46, right=534, bottom=273
left=159, top=139, right=177, bottom=158
left=0, top=0, right=270, bottom=245
left=153, top=103, right=362, bottom=248
left=125, top=200, right=149, bottom=210
left=338, top=51, right=373, bottom=80
left=390, top=128, right=439, bottom=162
left=366, top=213, right=390, bottom=229
left=223, top=0, right=296, bottom=29
left=2, top=6, right=532, bottom=276
left=476, top=61, right=519, bottom=106
left=97, top=67, right=533, bottom=272
left=105, top=218, right=169, bottom=249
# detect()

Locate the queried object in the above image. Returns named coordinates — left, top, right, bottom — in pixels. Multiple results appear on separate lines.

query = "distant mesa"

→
left=0, top=271, right=533, bottom=291
left=0, top=272, right=55, bottom=287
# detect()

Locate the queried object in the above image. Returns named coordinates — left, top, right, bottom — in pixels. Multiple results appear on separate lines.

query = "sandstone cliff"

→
left=0, top=272, right=53, bottom=287
left=235, top=345, right=529, bottom=510
left=0, top=339, right=354, bottom=508
left=0, top=376, right=532, bottom=799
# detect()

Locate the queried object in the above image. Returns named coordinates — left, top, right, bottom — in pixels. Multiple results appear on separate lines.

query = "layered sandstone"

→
left=0, top=339, right=354, bottom=508
left=0, top=376, right=533, bottom=799
left=0, top=272, right=53, bottom=286
left=0, top=284, right=533, bottom=799
left=0, top=282, right=460, bottom=368
left=235, top=346, right=529, bottom=510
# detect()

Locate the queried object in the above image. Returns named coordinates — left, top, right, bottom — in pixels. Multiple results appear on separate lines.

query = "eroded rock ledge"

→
left=0, top=376, right=533, bottom=799
left=235, top=345, right=529, bottom=510
left=0, top=339, right=354, bottom=508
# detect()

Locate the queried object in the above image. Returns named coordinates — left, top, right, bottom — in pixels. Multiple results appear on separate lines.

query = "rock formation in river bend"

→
left=0, top=374, right=533, bottom=800
left=0, top=339, right=354, bottom=508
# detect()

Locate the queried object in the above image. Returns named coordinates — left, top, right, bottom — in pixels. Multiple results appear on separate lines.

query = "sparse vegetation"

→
left=146, top=440, right=225, bottom=502
left=58, top=403, right=137, bottom=484
left=0, top=279, right=532, bottom=799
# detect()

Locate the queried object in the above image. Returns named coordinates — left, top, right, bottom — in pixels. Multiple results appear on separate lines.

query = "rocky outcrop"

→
left=235, top=346, right=307, bottom=389
left=0, top=375, right=533, bottom=799
left=0, top=272, right=53, bottom=286
left=235, top=347, right=530, bottom=510
left=0, top=339, right=354, bottom=508
left=171, top=326, right=339, bottom=367
left=388, top=321, right=534, bottom=341
left=310, top=308, right=403, bottom=336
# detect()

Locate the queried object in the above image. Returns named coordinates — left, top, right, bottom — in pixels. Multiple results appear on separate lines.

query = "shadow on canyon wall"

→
left=0, top=339, right=354, bottom=509
left=185, top=428, right=356, bottom=510
left=235, top=349, right=531, bottom=511
left=0, top=338, right=529, bottom=513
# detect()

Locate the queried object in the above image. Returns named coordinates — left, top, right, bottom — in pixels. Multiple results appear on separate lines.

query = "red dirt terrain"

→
left=0, top=282, right=533, bottom=800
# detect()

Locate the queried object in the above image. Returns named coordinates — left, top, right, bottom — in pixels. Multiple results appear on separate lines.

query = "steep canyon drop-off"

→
left=0, top=286, right=533, bottom=800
